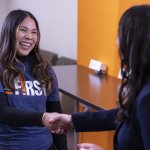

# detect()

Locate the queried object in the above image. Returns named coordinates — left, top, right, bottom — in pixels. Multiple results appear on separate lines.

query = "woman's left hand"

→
left=77, top=143, right=103, bottom=150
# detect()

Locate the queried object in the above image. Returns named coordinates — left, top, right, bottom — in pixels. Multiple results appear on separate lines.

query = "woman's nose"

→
left=25, top=31, right=33, bottom=39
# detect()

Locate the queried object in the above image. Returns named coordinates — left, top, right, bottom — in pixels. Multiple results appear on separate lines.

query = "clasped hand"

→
left=42, top=112, right=72, bottom=134
left=42, top=112, right=103, bottom=150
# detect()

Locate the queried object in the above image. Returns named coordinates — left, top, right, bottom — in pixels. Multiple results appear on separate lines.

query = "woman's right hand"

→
left=77, top=143, right=103, bottom=150
left=42, top=112, right=72, bottom=134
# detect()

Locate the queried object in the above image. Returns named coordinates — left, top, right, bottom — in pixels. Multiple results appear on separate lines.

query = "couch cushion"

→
left=40, top=50, right=58, bottom=65
left=55, top=56, right=76, bottom=65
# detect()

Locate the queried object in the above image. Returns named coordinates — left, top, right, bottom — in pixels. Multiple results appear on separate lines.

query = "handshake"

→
left=42, top=112, right=103, bottom=150
left=42, top=112, right=72, bottom=134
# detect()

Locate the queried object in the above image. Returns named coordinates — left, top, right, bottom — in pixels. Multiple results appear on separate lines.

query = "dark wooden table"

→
left=54, top=65, right=121, bottom=110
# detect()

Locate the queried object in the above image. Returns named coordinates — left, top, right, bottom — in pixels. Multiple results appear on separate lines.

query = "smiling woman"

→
left=16, top=17, right=38, bottom=56
left=0, top=9, right=68, bottom=150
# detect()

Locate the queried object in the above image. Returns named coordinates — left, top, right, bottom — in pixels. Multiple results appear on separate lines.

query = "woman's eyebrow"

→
left=19, top=25, right=37, bottom=31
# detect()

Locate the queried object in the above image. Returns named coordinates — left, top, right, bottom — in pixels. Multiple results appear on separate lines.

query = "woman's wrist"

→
left=62, top=114, right=73, bottom=128
left=42, top=112, right=47, bottom=125
left=68, top=114, right=73, bottom=127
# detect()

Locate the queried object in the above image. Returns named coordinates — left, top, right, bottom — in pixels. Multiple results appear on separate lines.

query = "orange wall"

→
left=77, top=1, right=150, bottom=150
left=77, top=0, right=150, bottom=77
left=118, top=0, right=150, bottom=18
left=77, top=0, right=119, bottom=77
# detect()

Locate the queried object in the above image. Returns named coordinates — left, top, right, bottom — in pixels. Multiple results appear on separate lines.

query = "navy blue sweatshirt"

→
left=0, top=56, right=67, bottom=150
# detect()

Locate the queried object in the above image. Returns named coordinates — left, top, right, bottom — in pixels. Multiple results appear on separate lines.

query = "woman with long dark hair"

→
left=49, top=5, right=150, bottom=150
left=0, top=9, right=67, bottom=150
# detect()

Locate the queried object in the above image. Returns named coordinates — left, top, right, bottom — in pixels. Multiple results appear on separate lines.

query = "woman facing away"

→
left=48, top=4, right=150, bottom=150
left=0, top=10, right=67, bottom=150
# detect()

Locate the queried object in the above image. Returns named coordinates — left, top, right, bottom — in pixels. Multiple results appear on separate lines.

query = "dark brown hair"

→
left=117, top=5, right=150, bottom=121
left=0, top=9, right=52, bottom=93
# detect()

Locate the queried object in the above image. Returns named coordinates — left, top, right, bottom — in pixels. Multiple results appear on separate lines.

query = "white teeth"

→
left=20, top=42, right=31, bottom=47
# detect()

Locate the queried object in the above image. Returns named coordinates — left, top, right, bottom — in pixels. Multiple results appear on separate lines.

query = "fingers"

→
left=49, top=120, right=67, bottom=134
left=51, top=127, right=67, bottom=134
left=77, top=143, right=103, bottom=150
left=49, top=113, right=73, bottom=130
left=42, top=112, right=72, bottom=134
left=78, top=143, right=94, bottom=149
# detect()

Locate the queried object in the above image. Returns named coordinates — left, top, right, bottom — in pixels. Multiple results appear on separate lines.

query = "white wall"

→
left=0, top=0, right=8, bottom=30
left=2, top=0, right=78, bottom=59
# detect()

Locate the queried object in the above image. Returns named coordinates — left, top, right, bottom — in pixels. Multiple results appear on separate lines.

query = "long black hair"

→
left=0, top=9, right=52, bottom=93
left=117, top=5, right=150, bottom=121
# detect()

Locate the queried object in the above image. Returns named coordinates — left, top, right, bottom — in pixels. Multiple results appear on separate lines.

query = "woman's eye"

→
left=32, top=31, right=37, bottom=34
left=19, top=28, right=26, bottom=32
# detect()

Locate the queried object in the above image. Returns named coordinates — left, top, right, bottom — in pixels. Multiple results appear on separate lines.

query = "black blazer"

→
left=72, top=83, right=150, bottom=150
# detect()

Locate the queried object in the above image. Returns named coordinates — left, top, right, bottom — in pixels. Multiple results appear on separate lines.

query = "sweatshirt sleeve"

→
left=72, top=108, right=118, bottom=132
left=47, top=67, right=60, bottom=101
left=0, top=92, right=43, bottom=126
